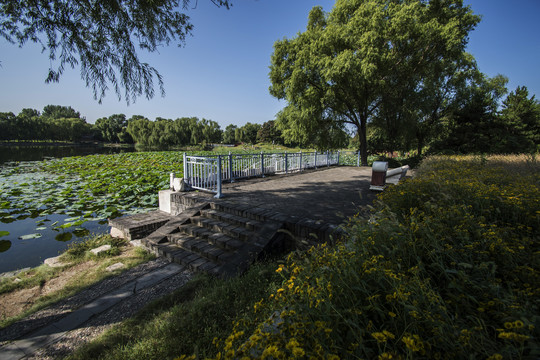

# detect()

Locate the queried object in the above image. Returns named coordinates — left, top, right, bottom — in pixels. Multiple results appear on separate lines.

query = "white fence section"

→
left=183, top=151, right=358, bottom=198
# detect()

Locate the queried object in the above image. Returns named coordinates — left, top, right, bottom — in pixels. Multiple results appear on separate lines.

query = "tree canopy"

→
left=0, top=0, right=230, bottom=103
left=269, top=0, right=480, bottom=164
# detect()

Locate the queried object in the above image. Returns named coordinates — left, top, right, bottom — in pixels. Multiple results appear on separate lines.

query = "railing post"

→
left=326, top=151, right=330, bottom=167
left=357, top=151, right=360, bottom=167
left=285, top=152, right=288, bottom=174
left=215, top=155, right=223, bottom=198
left=337, top=151, right=340, bottom=166
left=183, top=152, right=187, bottom=183
left=314, top=151, right=317, bottom=169
left=299, top=151, right=303, bottom=171
left=228, top=152, right=234, bottom=183
left=260, top=152, right=265, bottom=178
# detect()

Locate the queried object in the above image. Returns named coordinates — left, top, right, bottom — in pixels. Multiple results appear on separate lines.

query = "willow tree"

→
left=0, top=0, right=230, bottom=103
left=269, top=0, right=479, bottom=165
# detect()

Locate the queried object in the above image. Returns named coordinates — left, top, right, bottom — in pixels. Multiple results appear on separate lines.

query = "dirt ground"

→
left=0, top=249, right=138, bottom=321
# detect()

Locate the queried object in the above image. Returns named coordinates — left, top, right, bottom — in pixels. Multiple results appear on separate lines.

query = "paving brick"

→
left=206, top=247, right=225, bottom=261
left=190, top=258, right=208, bottom=271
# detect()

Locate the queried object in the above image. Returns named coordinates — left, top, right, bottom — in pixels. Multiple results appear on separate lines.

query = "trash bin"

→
left=370, top=161, right=388, bottom=191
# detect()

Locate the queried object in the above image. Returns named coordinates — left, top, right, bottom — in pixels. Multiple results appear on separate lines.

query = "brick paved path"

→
left=213, top=166, right=376, bottom=225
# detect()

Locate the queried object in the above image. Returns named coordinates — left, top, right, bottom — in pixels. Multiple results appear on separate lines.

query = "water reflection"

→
left=0, top=143, right=136, bottom=164
left=0, top=143, right=137, bottom=274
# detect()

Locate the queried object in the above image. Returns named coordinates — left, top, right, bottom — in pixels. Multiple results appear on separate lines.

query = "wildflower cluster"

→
left=185, top=155, right=540, bottom=359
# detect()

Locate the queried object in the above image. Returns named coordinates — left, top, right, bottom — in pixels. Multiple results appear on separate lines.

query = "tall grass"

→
left=205, top=155, right=539, bottom=359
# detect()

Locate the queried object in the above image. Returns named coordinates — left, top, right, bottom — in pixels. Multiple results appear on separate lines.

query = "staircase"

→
left=141, top=202, right=284, bottom=278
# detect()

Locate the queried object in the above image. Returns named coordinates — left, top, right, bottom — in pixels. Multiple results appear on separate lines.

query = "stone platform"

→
left=175, top=166, right=377, bottom=224
left=110, top=166, right=395, bottom=277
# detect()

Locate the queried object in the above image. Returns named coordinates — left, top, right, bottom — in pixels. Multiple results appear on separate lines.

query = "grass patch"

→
left=0, top=234, right=155, bottom=328
left=66, top=261, right=281, bottom=360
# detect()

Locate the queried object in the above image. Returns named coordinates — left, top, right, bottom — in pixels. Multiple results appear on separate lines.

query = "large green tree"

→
left=223, top=124, right=238, bottom=144
left=256, top=120, right=283, bottom=145
left=235, top=122, right=261, bottom=144
left=95, top=114, right=132, bottom=143
left=269, top=0, right=480, bottom=165
left=431, top=73, right=509, bottom=153
left=500, top=86, right=540, bottom=152
left=42, top=105, right=81, bottom=120
left=0, top=0, right=230, bottom=103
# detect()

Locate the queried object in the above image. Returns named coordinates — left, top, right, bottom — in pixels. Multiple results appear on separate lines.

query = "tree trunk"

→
left=359, top=118, right=368, bottom=166
left=417, top=136, right=423, bottom=156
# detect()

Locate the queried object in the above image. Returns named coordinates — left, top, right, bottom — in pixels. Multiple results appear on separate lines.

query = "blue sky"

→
left=0, top=0, right=539, bottom=127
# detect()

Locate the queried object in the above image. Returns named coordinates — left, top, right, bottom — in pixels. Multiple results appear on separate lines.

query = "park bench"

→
left=369, top=161, right=410, bottom=191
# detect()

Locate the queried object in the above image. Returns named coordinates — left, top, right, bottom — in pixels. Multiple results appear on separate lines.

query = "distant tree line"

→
left=0, top=105, right=91, bottom=142
left=1, top=90, right=538, bottom=155
left=0, top=106, right=289, bottom=148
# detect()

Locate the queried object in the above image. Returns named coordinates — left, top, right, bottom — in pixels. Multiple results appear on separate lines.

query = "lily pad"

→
left=73, top=228, right=90, bottom=237
left=0, top=240, right=11, bottom=252
left=19, top=233, right=42, bottom=240
left=0, top=230, right=9, bottom=237
left=55, top=232, right=73, bottom=242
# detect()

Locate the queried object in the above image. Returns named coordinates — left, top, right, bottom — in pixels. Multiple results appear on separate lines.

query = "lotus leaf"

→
left=55, top=232, right=73, bottom=242
left=0, top=240, right=11, bottom=252
left=19, top=233, right=42, bottom=240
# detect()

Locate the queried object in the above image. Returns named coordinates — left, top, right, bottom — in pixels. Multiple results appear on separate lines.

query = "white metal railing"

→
left=183, top=151, right=360, bottom=198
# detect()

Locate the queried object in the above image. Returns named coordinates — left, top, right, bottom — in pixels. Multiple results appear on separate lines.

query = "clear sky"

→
left=0, top=0, right=538, bottom=127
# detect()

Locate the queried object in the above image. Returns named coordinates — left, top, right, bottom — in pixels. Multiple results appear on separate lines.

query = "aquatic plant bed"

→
left=0, top=152, right=186, bottom=272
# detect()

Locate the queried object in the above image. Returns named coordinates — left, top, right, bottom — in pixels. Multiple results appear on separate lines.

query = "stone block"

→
left=106, top=262, right=126, bottom=272
left=110, top=226, right=125, bottom=239
left=44, top=255, right=69, bottom=268
left=130, top=240, right=143, bottom=247
left=159, top=189, right=173, bottom=214
left=90, top=244, right=112, bottom=255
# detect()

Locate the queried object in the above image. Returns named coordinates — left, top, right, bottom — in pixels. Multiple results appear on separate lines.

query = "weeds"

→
left=204, top=155, right=539, bottom=359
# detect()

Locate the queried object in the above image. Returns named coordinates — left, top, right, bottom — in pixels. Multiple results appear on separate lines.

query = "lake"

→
left=0, top=144, right=140, bottom=274
left=0, top=143, right=136, bottom=164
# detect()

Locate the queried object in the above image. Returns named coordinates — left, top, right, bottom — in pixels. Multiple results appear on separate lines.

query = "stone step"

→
left=189, top=216, right=253, bottom=242
left=167, top=233, right=237, bottom=264
left=200, top=209, right=262, bottom=231
left=156, top=245, right=220, bottom=274
left=109, top=210, right=172, bottom=240
left=177, top=223, right=245, bottom=251
left=209, top=202, right=276, bottom=222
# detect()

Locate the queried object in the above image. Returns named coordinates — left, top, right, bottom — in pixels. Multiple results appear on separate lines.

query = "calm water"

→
left=0, top=143, right=136, bottom=164
left=0, top=144, right=137, bottom=274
